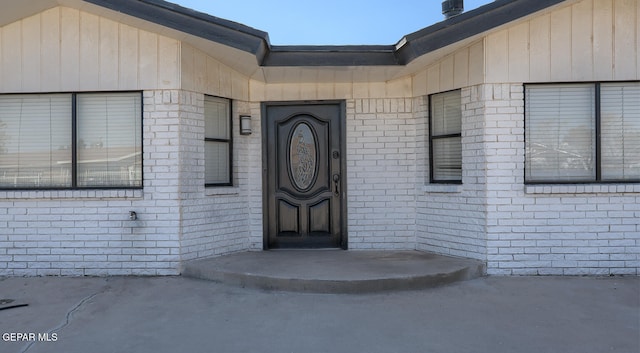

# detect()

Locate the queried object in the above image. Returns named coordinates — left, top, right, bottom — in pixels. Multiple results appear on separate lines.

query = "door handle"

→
left=332, top=174, right=340, bottom=196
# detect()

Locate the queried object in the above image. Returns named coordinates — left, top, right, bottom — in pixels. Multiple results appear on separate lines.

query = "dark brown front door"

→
left=263, top=102, right=346, bottom=249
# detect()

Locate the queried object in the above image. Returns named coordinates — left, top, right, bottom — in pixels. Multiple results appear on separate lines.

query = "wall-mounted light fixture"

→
left=129, top=211, right=138, bottom=221
left=240, top=115, right=252, bottom=135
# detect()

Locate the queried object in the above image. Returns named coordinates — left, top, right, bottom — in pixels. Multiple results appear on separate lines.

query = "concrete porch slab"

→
left=182, top=250, right=485, bottom=293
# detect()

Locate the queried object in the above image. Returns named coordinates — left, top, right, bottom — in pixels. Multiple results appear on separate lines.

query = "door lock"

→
left=333, top=174, right=340, bottom=196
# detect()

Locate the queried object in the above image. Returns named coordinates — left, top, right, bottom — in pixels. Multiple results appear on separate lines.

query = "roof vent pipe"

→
left=442, top=0, right=464, bottom=19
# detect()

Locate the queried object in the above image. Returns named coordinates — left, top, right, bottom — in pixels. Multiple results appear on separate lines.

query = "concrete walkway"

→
left=0, top=276, right=638, bottom=353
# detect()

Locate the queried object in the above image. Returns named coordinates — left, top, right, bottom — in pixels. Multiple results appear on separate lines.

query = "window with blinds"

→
left=430, top=90, right=462, bottom=183
left=601, top=83, right=640, bottom=181
left=0, top=95, right=72, bottom=188
left=0, top=92, right=142, bottom=189
left=204, top=96, right=232, bottom=186
left=525, top=82, right=639, bottom=183
left=77, top=93, right=142, bottom=187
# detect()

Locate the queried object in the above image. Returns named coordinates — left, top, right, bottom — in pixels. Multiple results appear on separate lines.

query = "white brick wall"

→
left=178, top=92, right=252, bottom=261
left=246, top=102, right=265, bottom=250
left=0, top=90, right=257, bottom=276
left=346, top=98, right=417, bottom=249
left=416, top=83, right=639, bottom=275
left=416, top=87, right=488, bottom=261
left=2, top=85, right=637, bottom=276
left=483, top=84, right=640, bottom=275
left=0, top=90, right=186, bottom=276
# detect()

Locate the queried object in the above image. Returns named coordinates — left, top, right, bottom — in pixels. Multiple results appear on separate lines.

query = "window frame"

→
left=429, top=89, right=463, bottom=184
left=0, top=91, right=143, bottom=190
left=204, top=95, right=233, bottom=187
left=524, top=81, right=640, bottom=184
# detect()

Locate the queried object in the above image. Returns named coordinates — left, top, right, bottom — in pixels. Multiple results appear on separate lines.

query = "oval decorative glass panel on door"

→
left=289, top=122, right=317, bottom=190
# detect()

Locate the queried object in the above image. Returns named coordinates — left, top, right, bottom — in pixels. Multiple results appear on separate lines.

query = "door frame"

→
left=261, top=100, right=348, bottom=250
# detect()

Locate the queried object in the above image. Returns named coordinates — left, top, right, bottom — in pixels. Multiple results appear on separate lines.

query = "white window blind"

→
left=0, top=95, right=72, bottom=188
left=204, top=96, right=231, bottom=185
left=431, top=91, right=462, bottom=136
left=76, top=93, right=142, bottom=187
left=525, top=84, right=596, bottom=182
left=432, top=137, right=462, bottom=181
left=430, top=90, right=462, bottom=182
left=205, top=97, right=230, bottom=140
left=601, top=83, right=640, bottom=181
left=205, top=142, right=230, bottom=185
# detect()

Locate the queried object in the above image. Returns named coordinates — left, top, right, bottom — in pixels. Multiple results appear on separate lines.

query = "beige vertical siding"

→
left=440, top=55, right=455, bottom=90
left=157, top=36, right=179, bottom=89
left=2, top=0, right=635, bottom=97
left=1, top=21, right=21, bottom=91
left=0, top=7, right=180, bottom=93
left=454, top=48, right=470, bottom=88
left=638, top=0, right=640, bottom=76
left=78, top=10, right=98, bottom=91
left=138, top=31, right=158, bottom=88
left=426, top=64, right=440, bottom=94
left=119, top=24, right=139, bottom=89
left=248, top=77, right=412, bottom=101
left=0, top=21, right=2, bottom=89
left=594, top=0, right=614, bottom=80
left=21, top=14, right=40, bottom=92
left=485, top=0, right=639, bottom=83
left=412, top=41, right=485, bottom=96
left=508, top=23, right=530, bottom=82
left=181, top=44, right=250, bottom=101
left=550, top=7, right=571, bottom=81
left=614, top=0, right=638, bottom=80
left=529, top=14, right=551, bottom=81
left=60, top=8, right=80, bottom=91
left=571, top=0, right=593, bottom=80
left=486, top=30, right=508, bottom=82
left=246, top=68, right=422, bottom=102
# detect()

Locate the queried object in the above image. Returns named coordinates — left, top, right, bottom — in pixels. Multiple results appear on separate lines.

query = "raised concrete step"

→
left=182, top=250, right=485, bottom=293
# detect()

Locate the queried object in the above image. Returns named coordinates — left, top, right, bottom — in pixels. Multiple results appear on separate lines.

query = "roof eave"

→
left=263, top=46, right=398, bottom=66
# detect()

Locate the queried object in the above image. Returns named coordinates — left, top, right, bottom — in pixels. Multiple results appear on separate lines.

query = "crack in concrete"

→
left=20, top=285, right=110, bottom=353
